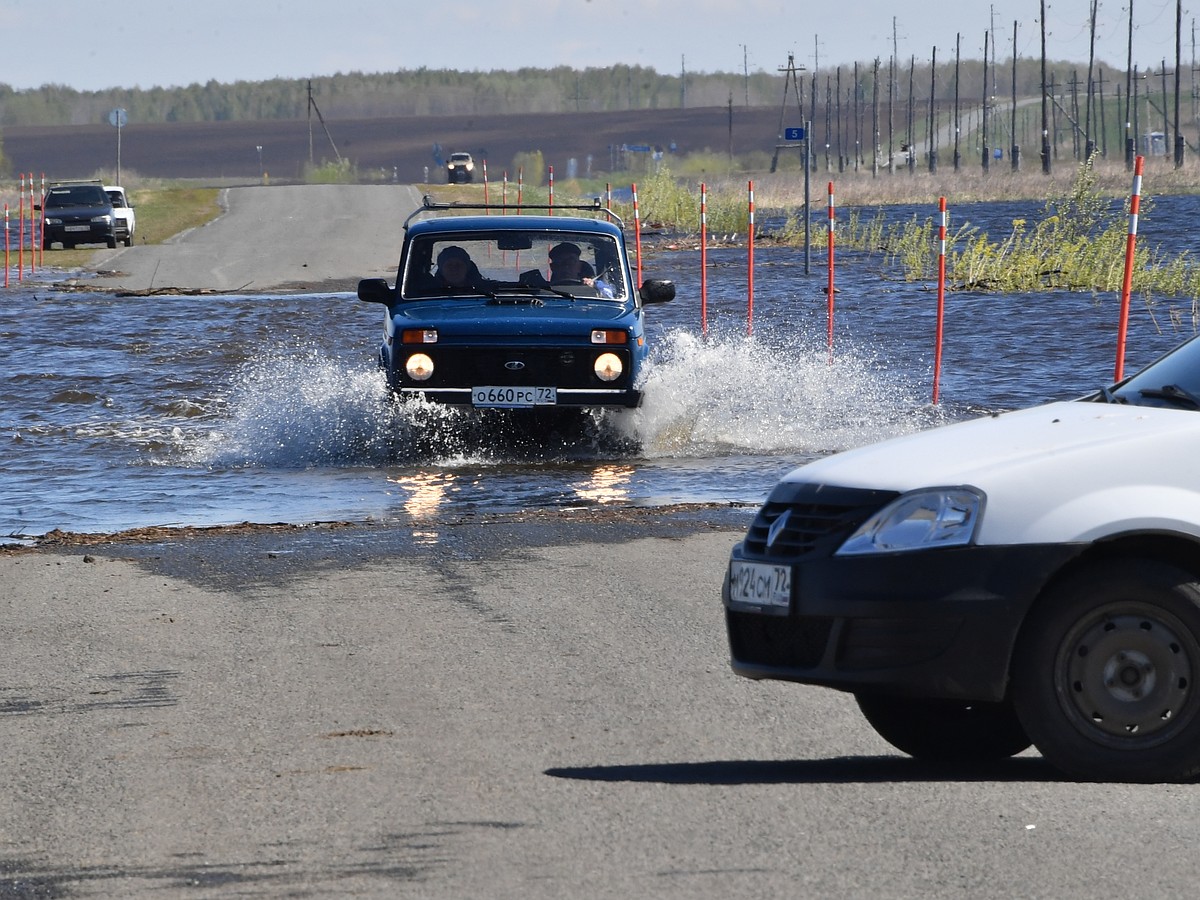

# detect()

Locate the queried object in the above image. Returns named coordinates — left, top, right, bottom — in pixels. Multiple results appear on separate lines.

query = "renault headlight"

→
left=835, top=487, right=983, bottom=556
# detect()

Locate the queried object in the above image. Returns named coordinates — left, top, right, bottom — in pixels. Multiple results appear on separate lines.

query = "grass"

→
left=10, top=180, right=222, bottom=268
left=9, top=160, right=1199, bottom=316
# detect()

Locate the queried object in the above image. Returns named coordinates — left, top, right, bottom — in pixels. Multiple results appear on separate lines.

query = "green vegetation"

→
left=129, top=186, right=221, bottom=242
left=30, top=184, right=220, bottom=266
left=304, top=159, right=357, bottom=184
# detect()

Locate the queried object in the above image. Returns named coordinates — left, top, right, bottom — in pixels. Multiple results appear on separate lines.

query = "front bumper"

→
left=723, top=542, right=1083, bottom=702
left=44, top=222, right=115, bottom=245
left=385, top=342, right=642, bottom=408
left=394, top=385, right=642, bottom=408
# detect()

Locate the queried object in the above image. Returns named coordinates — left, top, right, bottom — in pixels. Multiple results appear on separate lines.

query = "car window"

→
left=1112, top=333, right=1200, bottom=409
left=401, top=232, right=627, bottom=300
left=45, top=187, right=108, bottom=208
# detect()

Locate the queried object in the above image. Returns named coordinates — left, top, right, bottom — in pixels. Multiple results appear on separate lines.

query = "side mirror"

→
left=357, top=278, right=395, bottom=304
left=639, top=279, right=675, bottom=304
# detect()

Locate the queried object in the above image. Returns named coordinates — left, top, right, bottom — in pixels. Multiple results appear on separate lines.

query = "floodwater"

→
left=3, top=196, right=1199, bottom=537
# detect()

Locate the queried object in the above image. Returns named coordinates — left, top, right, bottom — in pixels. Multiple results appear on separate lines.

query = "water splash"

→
left=190, top=335, right=942, bottom=470
left=189, top=350, right=401, bottom=467
left=621, top=329, right=942, bottom=458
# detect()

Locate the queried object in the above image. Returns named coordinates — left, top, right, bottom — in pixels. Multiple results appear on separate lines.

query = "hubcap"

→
left=1063, top=611, right=1194, bottom=742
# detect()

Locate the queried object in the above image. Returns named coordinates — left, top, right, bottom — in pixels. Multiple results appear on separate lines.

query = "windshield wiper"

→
left=1098, top=385, right=1127, bottom=404
left=1137, top=384, right=1200, bottom=409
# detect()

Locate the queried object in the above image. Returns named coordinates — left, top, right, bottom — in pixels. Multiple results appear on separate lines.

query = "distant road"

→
left=89, top=183, right=424, bottom=294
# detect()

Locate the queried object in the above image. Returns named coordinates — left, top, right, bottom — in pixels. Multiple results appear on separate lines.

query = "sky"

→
left=1, top=0, right=1190, bottom=92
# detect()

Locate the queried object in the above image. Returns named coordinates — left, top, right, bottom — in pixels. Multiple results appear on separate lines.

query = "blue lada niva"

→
left=356, top=198, right=674, bottom=409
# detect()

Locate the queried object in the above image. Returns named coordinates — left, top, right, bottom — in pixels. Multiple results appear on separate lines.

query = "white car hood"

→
left=782, top=401, right=1200, bottom=545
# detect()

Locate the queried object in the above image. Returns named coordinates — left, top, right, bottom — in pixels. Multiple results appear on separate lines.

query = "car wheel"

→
left=107, top=236, right=118, bottom=249
left=1012, top=560, right=1200, bottom=782
left=124, top=236, right=132, bottom=247
left=855, top=693, right=1031, bottom=761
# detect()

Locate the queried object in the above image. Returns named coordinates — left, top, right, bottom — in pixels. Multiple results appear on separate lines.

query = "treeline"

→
left=0, top=58, right=1132, bottom=129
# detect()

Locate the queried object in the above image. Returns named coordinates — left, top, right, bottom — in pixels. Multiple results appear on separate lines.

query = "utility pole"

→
left=1126, top=1, right=1135, bottom=168
left=873, top=57, right=882, bottom=176
left=1042, top=0, right=1052, bottom=173
left=1176, top=0, right=1185, bottom=167
left=905, top=55, right=913, bottom=173
left=983, top=30, right=991, bottom=172
left=954, top=33, right=962, bottom=171
left=1085, top=0, right=1098, bottom=159
left=929, top=46, right=938, bottom=173
left=770, top=53, right=807, bottom=172
left=889, top=17, right=898, bottom=173
left=1012, top=20, right=1020, bottom=169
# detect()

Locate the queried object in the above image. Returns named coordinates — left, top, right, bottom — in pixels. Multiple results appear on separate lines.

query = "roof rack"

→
left=406, top=195, right=625, bottom=230
left=47, top=179, right=105, bottom=187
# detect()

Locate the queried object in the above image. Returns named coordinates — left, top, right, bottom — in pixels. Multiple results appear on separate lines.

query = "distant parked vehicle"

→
left=104, top=185, right=136, bottom=246
left=37, top=182, right=116, bottom=250
left=446, top=152, right=475, bottom=183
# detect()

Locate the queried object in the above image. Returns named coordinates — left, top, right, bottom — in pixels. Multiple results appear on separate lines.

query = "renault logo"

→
left=766, top=509, right=790, bottom=549
left=504, top=361, right=526, bottom=371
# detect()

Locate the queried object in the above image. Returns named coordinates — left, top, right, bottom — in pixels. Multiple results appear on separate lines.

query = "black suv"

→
left=38, top=183, right=117, bottom=250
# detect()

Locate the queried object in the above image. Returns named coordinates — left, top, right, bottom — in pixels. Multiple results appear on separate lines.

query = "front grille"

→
left=409, top=346, right=630, bottom=389
left=727, top=610, right=833, bottom=669
left=742, top=483, right=899, bottom=560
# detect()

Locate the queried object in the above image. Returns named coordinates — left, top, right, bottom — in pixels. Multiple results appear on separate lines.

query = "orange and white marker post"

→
left=27, top=174, right=36, bottom=274
left=747, top=180, right=755, bottom=336
left=18, top=174, right=25, bottom=281
left=700, top=182, right=708, bottom=335
left=826, top=181, right=836, bottom=359
left=1114, top=155, right=1145, bottom=382
left=932, top=197, right=948, bottom=404
left=631, top=182, right=642, bottom=287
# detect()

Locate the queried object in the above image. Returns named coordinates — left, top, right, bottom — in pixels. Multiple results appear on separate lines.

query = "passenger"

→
left=547, top=242, right=596, bottom=284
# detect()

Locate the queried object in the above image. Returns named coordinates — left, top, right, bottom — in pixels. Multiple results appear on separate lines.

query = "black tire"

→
left=1012, top=560, right=1200, bottom=782
left=855, top=693, right=1031, bottom=761
left=123, top=236, right=132, bottom=247
left=106, top=236, right=118, bottom=249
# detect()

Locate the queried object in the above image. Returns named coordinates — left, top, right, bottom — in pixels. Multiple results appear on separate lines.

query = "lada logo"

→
left=766, top=509, right=791, bottom=549
left=504, top=361, right=526, bottom=370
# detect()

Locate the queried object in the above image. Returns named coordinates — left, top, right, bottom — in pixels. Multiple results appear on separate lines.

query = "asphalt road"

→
left=88, top=183, right=425, bottom=294
left=8, top=187, right=1200, bottom=898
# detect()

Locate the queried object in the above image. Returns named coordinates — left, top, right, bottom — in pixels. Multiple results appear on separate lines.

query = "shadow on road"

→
left=546, top=755, right=1064, bottom=784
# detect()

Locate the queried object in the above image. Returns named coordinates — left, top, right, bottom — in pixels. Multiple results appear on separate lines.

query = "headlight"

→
left=45, top=217, right=62, bottom=225
left=593, top=352, right=623, bottom=382
left=91, top=214, right=113, bottom=224
left=405, top=353, right=434, bottom=381
left=835, top=487, right=983, bottom=556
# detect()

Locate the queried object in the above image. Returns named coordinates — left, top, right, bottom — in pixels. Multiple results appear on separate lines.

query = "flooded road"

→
left=2, top=208, right=1196, bottom=537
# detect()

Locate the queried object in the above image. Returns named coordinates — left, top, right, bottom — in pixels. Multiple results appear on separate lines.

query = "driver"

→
left=547, top=242, right=596, bottom=284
